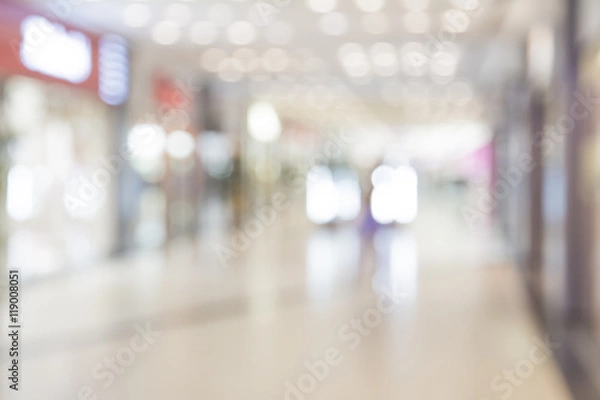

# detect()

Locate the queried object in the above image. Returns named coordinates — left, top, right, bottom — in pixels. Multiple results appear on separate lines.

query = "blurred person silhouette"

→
left=358, top=165, right=384, bottom=278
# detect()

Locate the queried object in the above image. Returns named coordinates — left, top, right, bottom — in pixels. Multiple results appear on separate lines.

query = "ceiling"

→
left=19, top=0, right=569, bottom=125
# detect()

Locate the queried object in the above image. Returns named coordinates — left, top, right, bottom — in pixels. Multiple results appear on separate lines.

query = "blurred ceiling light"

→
left=319, top=12, right=349, bottom=36
left=227, top=21, right=257, bottom=45
left=443, top=9, right=470, bottom=33
left=355, top=0, right=385, bottom=13
left=430, top=51, right=458, bottom=77
left=166, top=130, right=196, bottom=159
left=217, top=58, right=244, bottom=82
left=265, top=21, right=294, bottom=45
left=208, top=2, right=235, bottom=27
left=165, top=3, right=192, bottom=26
left=338, top=42, right=365, bottom=61
left=361, top=12, right=390, bottom=35
left=152, top=21, right=181, bottom=45
left=123, top=4, right=151, bottom=27
left=449, top=0, right=480, bottom=11
left=370, top=42, right=396, bottom=66
left=306, top=0, right=337, bottom=13
left=370, top=42, right=398, bottom=76
left=189, top=21, right=218, bottom=45
left=403, top=11, right=430, bottom=33
left=527, top=25, right=554, bottom=89
left=262, top=48, right=290, bottom=72
left=127, top=124, right=167, bottom=159
left=403, top=0, right=429, bottom=11
left=341, top=52, right=371, bottom=77
left=201, top=48, right=228, bottom=72
left=399, top=42, right=428, bottom=76
left=234, top=47, right=260, bottom=72
left=247, top=101, right=282, bottom=143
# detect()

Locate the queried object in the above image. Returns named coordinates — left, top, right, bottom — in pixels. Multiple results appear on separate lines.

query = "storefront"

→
left=0, top=2, right=129, bottom=279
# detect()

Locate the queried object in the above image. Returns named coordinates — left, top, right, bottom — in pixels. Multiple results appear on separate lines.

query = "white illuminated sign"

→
left=20, top=16, right=92, bottom=84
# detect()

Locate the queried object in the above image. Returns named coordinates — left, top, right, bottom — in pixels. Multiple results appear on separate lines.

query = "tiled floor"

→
left=2, top=203, right=572, bottom=399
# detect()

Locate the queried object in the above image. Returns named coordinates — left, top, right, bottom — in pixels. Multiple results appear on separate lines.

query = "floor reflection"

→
left=306, top=226, right=360, bottom=301
left=373, top=227, right=418, bottom=301
left=305, top=224, right=418, bottom=303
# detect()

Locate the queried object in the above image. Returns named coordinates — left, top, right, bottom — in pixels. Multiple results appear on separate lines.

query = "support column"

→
left=529, top=90, right=545, bottom=298
left=565, top=0, right=595, bottom=326
left=0, top=82, right=8, bottom=287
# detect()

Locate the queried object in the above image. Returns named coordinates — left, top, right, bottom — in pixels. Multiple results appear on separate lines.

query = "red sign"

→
left=0, top=1, right=100, bottom=93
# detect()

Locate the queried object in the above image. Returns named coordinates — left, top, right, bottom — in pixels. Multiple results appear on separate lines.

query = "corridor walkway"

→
left=5, top=202, right=572, bottom=400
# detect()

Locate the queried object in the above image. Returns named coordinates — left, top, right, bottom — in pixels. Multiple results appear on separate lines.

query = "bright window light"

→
left=394, top=165, right=418, bottom=223
left=7, top=166, right=35, bottom=221
left=371, top=184, right=397, bottom=224
left=247, top=101, right=282, bottom=143
left=127, top=124, right=166, bottom=160
left=166, top=130, right=196, bottom=159
left=370, top=165, right=418, bottom=224
left=306, top=166, right=337, bottom=224
left=335, top=178, right=361, bottom=221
